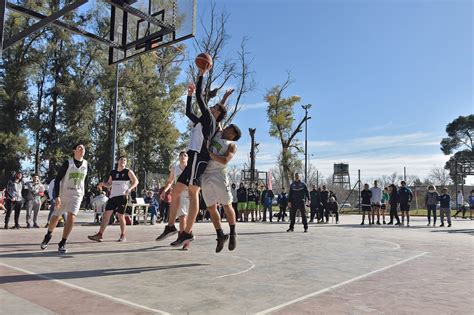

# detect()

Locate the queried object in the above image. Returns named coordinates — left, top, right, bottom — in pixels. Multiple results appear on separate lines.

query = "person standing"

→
left=319, top=186, right=329, bottom=223
left=25, top=173, right=45, bottom=228
left=370, top=180, right=382, bottom=225
left=261, top=185, right=275, bottom=222
left=237, top=183, right=248, bottom=222
left=326, top=196, right=339, bottom=223
left=309, top=185, right=320, bottom=223
left=287, top=173, right=309, bottom=232
left=158, top=185, right=172, bottom=223
left=387, top=184, right=401, bottom=225
left=88, top=156, right=138, bottom=242
left=231, top=183, right=238, bottom=219
left=425, top=185, right=439, bottom=227
left=453, top=190, right=466, bottom=219
left=399, top=181, right=413, bottom=227
left=255, top=184, right=262, bottom=221
left=246, top=185, right=257, bottom=222
left=438, top=188, right=451, bottom=227
left=277, top=188, right=288, bottom=222
left=145, top=191, right=159, bottom=225
left=4, top=172, right=23, bottom=229
left=40, top=144, right=88, bottom=253
left=380, top=187, right=389, bottom=224
left=360, top=184, right=372, bottom=225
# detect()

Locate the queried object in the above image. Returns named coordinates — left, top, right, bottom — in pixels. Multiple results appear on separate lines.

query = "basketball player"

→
left=156, top=67, right=233, bottom=246
left=88, top=156, right=138, bottom=242
left=40, top=143, right=88, bottom=253
left=201, top=124, right=242, bottom=252
left=159, top=151, right=190, bottom=250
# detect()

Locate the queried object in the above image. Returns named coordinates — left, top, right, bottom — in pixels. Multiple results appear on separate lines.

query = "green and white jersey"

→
left=60, top=159, right=88, bottom=200
left=206, top=132, right=233, bottom=173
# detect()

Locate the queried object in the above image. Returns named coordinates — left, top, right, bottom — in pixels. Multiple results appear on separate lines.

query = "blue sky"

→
left=180, top=0, right=473, bottom=184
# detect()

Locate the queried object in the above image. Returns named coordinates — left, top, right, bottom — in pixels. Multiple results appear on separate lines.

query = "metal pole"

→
left=111, top=63, right=119, bottom=170
left=404, top=166, right=406, bottom=182
left=358, top=169, right=361, bottom=214
left=249, top=128, right=256, bottom=187
left=0, top=0, right=6, bottom=58
left=304, top=108, right=308, bottom=184
left=316, top=170, right=319, bottom=188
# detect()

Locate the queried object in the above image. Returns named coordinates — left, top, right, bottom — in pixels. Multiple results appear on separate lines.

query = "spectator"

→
left=469, top=190, right=474, bottom=220
left=453, top=190, right=466, bottom=219
left=387, top=184, right=401, bottom=226
left=370, top=180, right=382, bottom=225
left=329, top=190, right=337, bottom=201
left=145, top=191, right=159, bottom=225
left=381, top=187, right=390, bottom=225
left=159, top=185, right=172, bottom=223
left=231, top=183, right=238, bottom=219
left=309, top=185, right=321, bottom=223
left=399, top=181, right=413, bottom=227
left=319, top=185, right=329, bottom=223
left=360, top=183, right=372, bottom=225
left=25, top=173, right=45, bottom=228
left=0, top=187, right=6, bottom=214
left=287, top=173, right=309, bottom=232
left=46, top=178, right=66, bottom=227
left=247, top=185, right=257, bottom=222
left=438, top=187, right=451, bottom=227
left=91, top=191, right=109, bottom=224
left=261, top=185, right=274, bottom=222
left=255, top=184, right=262, bottom=221
left=277, top=188, right=288, bottom=222
left=326, top=196, right=339, bottom=223
left=425, top=185, right=439, bottom=227
left=237, top=183, right=248, bottom=222
left=4, top=171, right=23, bottom=229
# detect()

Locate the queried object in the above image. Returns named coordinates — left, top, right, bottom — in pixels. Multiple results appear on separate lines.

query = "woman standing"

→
left=425, top=185, right=439, bottom=227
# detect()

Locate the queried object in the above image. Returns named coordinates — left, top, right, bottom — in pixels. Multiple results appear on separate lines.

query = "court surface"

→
left=1, top=212, right=473, bottom=314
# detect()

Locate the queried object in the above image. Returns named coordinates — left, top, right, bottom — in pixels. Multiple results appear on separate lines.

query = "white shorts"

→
left=53, top=197, right=82, bottom=216
left=201, top=171, right=232, bottom=206
left=177, top=191, right=189, bottom=217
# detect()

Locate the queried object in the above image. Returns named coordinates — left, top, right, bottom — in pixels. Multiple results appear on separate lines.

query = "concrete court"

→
left=0, top=211, right=473, bottom=315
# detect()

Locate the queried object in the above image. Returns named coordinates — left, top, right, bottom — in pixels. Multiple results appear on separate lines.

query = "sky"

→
left=179, top=0, right=473, bottom=184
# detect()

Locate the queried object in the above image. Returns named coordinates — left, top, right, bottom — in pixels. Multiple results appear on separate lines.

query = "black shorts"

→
left=177, top=150, right=209, bottom=187
left=362, top=205, right=372, bottom=212
left=105, top=196, right=128, bottom=214
left=400, top=203, right=410, bottom=212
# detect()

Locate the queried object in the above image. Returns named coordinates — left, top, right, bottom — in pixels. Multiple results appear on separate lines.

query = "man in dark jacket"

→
left=261, top=186, right=275, bottom=222
left=5, top=172, right=23, bottom=229
left=309, top=185, right=321, bottom=223
left=287, top=173, right=310, bottom=232
left=319, top=186, right=329, bottom=223
left=398, top=181, right=413, bottom=227
left=277, top=188, right=288, bottom=222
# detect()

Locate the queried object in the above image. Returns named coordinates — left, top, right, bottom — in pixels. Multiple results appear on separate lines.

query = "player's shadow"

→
left=430, top=229, right=474, bottom=235
left=0, top=245, right=180, bottom=259
left=0, top=263, right=209, bottom=284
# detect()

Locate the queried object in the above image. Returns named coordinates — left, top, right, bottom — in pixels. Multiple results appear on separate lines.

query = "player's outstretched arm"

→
left=196, top=69, right=211, bottom=120
left=209, top=143, right=237, bottom=165
left=219, top=88, right=235, bottom=106
left=160, top=168, right=176, bottom=199
left=185, top=82, right=199, bottom=124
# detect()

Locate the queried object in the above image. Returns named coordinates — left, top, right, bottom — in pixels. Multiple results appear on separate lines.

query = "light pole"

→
left=302, top=104, right=312, bottom=184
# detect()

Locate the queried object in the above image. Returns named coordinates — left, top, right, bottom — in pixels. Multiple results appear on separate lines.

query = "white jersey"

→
left=206, top=132, right=233, bottom=173
left=370, top=186, right=382, bottom=203
left=60, top=159, right=88, bottom=200
left=188, top=123, right=204, bottom=152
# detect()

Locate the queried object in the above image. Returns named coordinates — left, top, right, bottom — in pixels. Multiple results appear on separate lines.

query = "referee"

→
left=287, top=173, right=310, bottom=232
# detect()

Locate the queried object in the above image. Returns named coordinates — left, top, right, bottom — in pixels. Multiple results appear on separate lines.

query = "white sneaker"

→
left=117, top=234, right=126, bottom=242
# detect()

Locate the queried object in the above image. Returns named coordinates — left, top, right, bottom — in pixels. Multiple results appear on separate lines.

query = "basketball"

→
left=195, top=53, right=213, bottom=70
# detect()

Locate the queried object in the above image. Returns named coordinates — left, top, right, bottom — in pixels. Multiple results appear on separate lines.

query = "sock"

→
left=216, top=229, right=224, bottom=238
left=46, top=230, right=52, bottom=236
left=229, top=224, right=236, bottom=235
left=59, top=238, right=67, bottom=246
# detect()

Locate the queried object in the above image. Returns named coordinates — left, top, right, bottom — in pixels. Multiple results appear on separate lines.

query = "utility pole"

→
left=111, top=64, right=119, bottom=170
left=249, top=128, right=256, bottom=187
left=302, top=104, right=312, bottom=184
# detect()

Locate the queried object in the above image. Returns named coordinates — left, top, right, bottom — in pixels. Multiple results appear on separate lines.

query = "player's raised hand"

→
left=223, top=88, right=235, bottom=99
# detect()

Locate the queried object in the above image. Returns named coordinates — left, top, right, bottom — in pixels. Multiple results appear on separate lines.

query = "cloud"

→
left=240, top=102, right=268, bottom=111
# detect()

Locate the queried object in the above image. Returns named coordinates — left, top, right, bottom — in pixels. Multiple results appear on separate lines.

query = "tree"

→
left=428, top=166, right=452, bottom=186
left=189, top=2, right=255, bottom=126
left=265, top=74, right=308, bottom=189
left=441, top=115, right=474, bottom=183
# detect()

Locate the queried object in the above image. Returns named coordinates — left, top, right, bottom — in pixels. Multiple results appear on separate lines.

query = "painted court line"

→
left=0, top=262, right=170, bottom=315
left=215, top=256, right=255, bottom=279
left=256, top=251, right=428, bottom=314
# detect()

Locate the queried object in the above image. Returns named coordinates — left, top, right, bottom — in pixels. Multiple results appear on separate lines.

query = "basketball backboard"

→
left=0, top=0, right=196, bottom=65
